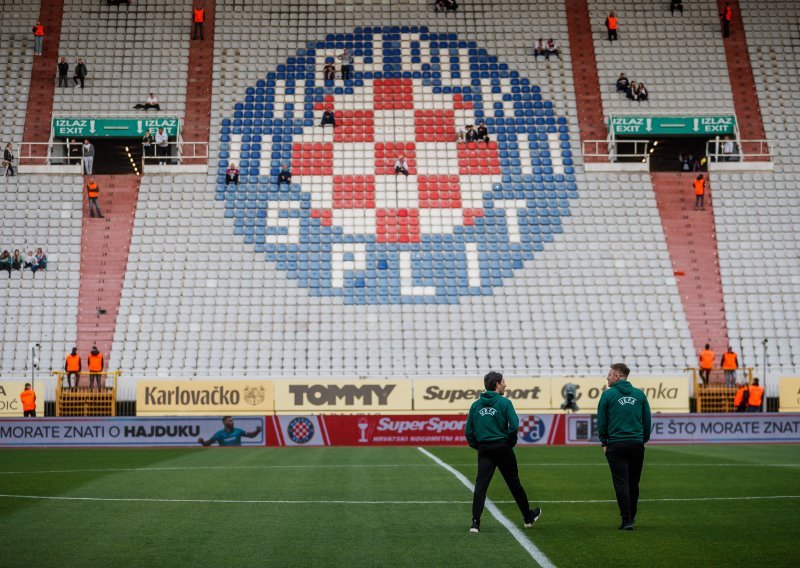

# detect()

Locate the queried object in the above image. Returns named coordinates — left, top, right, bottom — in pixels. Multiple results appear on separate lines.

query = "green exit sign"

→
left=52, top=116, right=180, bottom=138
left=609, top=115, right=736, bottom=136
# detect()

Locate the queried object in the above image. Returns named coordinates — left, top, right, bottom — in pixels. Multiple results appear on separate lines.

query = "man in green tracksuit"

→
left=465, top=371, right=541, bottom=533
left=597, top=363, right=652, bottom=530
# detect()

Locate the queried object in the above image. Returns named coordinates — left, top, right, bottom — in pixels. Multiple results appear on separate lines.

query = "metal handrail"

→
left=141, top=140, right=208, bottom=166
left=706, top=138, right=771, bottom=162
left=583, top=139, right=651, bottom=162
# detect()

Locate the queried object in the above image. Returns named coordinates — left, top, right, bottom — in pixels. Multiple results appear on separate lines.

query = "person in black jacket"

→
left=475, top=121, right=489, bottom=143
left=73, top=58, right=87, bottom=89
left=277, top=164, right=292, bottom=185
left=3, top=143, right=15, bottom=176
left=465, top=371, right=541, bottom=533
left=57, top=57, right=69, bottom=88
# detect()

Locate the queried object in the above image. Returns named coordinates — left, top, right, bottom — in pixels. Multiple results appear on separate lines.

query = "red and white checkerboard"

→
left=291, top=78, right=503, bottom=243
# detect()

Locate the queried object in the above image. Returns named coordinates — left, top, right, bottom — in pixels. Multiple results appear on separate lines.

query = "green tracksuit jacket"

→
left=465, top=390, right=519, bottom=449
left=597, top=379, right=652, bottom=446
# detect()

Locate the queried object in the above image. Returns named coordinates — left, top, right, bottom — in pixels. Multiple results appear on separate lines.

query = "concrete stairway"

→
left=565, top=0, right=607, bottom=161
left=76, top=175, right=141, bottom=362
left=182, top=0, right=216, bottom=164
left=22, top=0, right=65, bottom=163
left=651, top=171, right=729, bottom=373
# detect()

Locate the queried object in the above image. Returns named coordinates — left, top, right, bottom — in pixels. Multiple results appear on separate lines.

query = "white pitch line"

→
left=417, top=447, right=556, bottom=568
left=0, top=494, right=797, bottom=506
left=0, top=463, right=797, bottom=476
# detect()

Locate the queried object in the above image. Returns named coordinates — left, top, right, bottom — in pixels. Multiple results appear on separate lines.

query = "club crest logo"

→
left=519, top=415, right=546, bottom=443
left=244, top=385, right=266, bottom=406
left=217, top=26, right=577, bottom=304
left=287, top=417, right=315, bottom=444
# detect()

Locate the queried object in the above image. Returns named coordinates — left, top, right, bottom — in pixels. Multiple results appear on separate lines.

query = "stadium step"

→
left=651, top=171, right=730, bottom=370
left=565, top=0, right=607, bottom=161
left=21, top=0, right=65, bottom=163
left=182, top=0, right=216, bottom=165
left=77, top=174, right=141, bottom=363
left=717, top=0, right=769, bottom=160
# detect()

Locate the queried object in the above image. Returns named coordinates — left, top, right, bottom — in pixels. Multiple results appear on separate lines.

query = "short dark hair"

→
left=24, top=383, right=31, bottom=388
left=221, top=415, right=232, bottom=423
left=705, top=343, right=710, bottom=349
left=753, top=378, right=759, bottom=385
left=484, top=371, right=503, bottom=391
left=610, top=363, right=630, bottom=378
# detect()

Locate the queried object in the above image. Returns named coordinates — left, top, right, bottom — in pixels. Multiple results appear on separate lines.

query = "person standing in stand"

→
left=20, top=383, right=37, bottom=417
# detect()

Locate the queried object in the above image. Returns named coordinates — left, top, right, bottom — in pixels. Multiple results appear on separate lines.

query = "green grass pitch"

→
left=1, top=444, right=798, bottom=567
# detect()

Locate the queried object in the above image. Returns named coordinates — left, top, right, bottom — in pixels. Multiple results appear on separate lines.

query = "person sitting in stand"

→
left=133, top=92, right=160, bottom=111
left=533, top=38, right=547, bottom=59
left=616, top=73, right=629, bottom=92
left=323, top=61, right=336, bottom=81
left=320, top=107, right=336, bottom=128
left=476, top=121, right=489, bottom=142
left=394, top=155, right=409, bottom=176
left=225, top=163, right=239, bottom=186
left=23, top=250, right=35, bottom=270
left=278, top=164, right=292, bottom=185
left=33, top=248, right=47, bottom=273
left=0, top=251, right=11, bottom=278
left=434, top=0, right=458, bottom=12
left=671, top=0, right=684, bottom=15
left=637, top=83, right=649, bottom=102
left=465, top=124, right=479, bottom=142
left=545, top=38, right=561, bottom=61
left=626, top=81, right=639, bottom=100
left=11, top=250, right=22, bottom=274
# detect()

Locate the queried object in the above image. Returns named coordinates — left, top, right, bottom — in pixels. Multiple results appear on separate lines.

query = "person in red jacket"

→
left=720, top=2, right=732, bottom=38
left=192, top=5, right=205, bottom=40
left=32, top=20, right=44, bottom=56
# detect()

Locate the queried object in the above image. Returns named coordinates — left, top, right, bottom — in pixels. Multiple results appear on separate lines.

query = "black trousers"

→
left=24, top=410, right=36, bottom=417
left=341, top=65, right=351, bottom=80
left=605, top=441, right=645, bottom=522
left=472, top=441, right=530, bottom=520
left=699, top=368, right=711, bottom=384
left=722, top=20, right=730, bottom=37
left=193, top=22, right=204, bottom=40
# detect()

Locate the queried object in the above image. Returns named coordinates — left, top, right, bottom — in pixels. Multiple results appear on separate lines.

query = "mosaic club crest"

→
left=217, top=26, right=578, bottom=304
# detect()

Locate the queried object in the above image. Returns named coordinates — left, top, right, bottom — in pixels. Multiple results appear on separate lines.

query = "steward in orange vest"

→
left=86, top=178, right=104, bottom=218
left=694, top=175, right=706, bottom=210
left=721, top=347, right=738, bottom=387
left=733, top=383, right=748, bottom=412
left=605, top=12, right=618, bottom=41
left=747, top=379, right=764, bottom=412
left=698, top=344, right=715, bottom=384
left=20, top=383, right=37, bottom=417
left=88, top=346, right=105, bottom=391
left=193, top=7, right=205, bottom=40
left=65, top=347, right=81, bottom=389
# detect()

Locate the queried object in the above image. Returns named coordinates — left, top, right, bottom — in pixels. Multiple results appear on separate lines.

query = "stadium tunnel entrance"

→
left=54, top=137, right=144, bottom=175
left=616, top=135, right=716, bottom=172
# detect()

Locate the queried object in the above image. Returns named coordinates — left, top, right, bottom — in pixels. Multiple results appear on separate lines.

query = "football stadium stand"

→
left=0, top=0, right=797, bottom=396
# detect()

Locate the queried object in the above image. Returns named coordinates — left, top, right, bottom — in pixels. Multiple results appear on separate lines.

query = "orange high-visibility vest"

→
left=88, top=352, right=104, bottom=372
left=694, top=178, right=705, bottom=195
left=722, top=352, right=737, bottom=370
left=733, top=386, right=747, bottom=407
left=748, top=385, right=763, bottom=407
left=66, top=353, right=81, bottom=372
left=34, top=25, right=44, bottom=36
left=20, top=389, right=36, bottom=411
left=607, top=17, right=618, bottom=30
left=87, top=182, right=99, bottom=199
left=194, top=9, right=205, bottom=22
left=724, top=6, right=732, bottom=21
left=700, top=349, right=715, bottom=370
